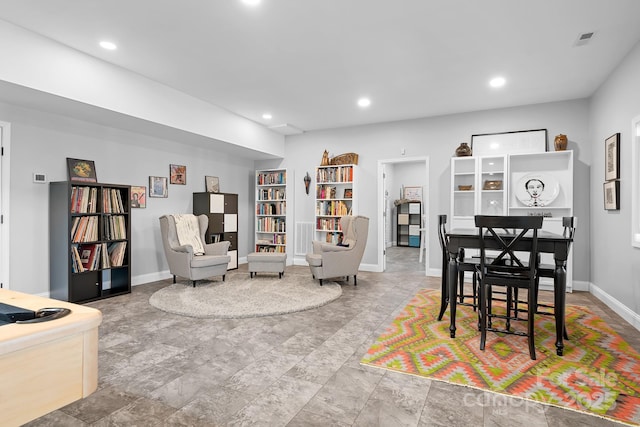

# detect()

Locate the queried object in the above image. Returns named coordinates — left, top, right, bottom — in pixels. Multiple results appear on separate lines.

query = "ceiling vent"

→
left=574, top=32, right=595, bottom=47
left=268, top=123, right=304, bottom=136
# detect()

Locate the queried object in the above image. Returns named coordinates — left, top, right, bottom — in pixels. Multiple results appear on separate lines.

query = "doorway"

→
left=0, top=121, right=10, bottom=289
left=377, top=157, right=429, bottom=275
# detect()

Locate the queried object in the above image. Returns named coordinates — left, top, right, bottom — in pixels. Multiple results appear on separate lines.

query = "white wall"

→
left=589, top=39, right=640, bottom=319
left=283, top=99, right=591, bottom=281
left=1, top=101, right=257, bottom=296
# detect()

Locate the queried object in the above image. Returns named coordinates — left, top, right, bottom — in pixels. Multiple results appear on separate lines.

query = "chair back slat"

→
left=438, top=215, right=448, bottom=251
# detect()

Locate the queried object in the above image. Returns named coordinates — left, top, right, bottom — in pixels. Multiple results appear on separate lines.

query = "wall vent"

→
left=295, top=222, right=314, bottom=256
left=574, top=31, right=595, bottom=47
left=33, top=173, right=47, bottom=183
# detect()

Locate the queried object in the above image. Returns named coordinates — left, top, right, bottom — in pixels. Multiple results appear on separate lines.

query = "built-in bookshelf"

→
left=449, top=150, right=574, bottom=291
left=50, top=182, right=131, bottom=303
left=315, top=164, right=357, bottom=243
left=255, top=169, right=287, bottom=253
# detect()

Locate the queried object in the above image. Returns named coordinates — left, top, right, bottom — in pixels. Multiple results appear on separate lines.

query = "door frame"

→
left=377, top=156, right=429, bottom=275
left=0, top=121, right=11, bottom=289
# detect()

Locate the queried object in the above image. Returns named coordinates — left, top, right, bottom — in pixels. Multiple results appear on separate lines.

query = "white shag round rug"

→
left=148, top=272, right=342, bottom=318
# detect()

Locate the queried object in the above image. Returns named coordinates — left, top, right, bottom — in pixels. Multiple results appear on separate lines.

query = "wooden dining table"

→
left=446, top=227, right=573, bottom=356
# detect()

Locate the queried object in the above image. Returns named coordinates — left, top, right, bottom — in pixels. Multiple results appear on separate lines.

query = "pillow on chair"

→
left=172, top=214, right=205, bottom=255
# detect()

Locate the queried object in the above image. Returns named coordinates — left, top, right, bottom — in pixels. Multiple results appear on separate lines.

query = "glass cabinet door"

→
left=478, top=156, right=506, bottom=215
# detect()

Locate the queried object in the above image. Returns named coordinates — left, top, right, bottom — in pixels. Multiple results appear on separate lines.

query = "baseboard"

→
left=132, top=270, right=170, bottom=286
left=590, top=282, right=640, bottom=332
left=428, top=268, right=441, bottom=277
left=572, top=280, right=590, bottom=292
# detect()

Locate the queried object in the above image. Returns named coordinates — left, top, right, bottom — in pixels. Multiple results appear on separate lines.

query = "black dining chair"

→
left=437, top=214, right=479, bottom=321
left=475, top=215, right=543, bottom=360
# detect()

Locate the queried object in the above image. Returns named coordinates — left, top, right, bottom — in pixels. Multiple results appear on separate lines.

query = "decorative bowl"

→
left=483, top=180, right=502, bottom=190
left=458, top=185, right=473, bottom=191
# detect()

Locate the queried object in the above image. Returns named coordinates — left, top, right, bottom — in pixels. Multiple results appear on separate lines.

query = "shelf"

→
left=255, top=168, right=288, bottom=254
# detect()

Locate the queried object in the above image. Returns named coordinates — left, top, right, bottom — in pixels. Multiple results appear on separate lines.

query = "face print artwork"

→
left=525, top=178, right=545, bottom=206
left=516, top=174, right=560, bottom=208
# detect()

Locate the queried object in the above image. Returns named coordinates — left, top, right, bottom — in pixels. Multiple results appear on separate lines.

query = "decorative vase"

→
left=554, top=134, right=568, bottom=151
left=455, top=142, right=472, bottom=157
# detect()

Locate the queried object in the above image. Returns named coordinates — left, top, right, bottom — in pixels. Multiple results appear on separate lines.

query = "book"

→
left=78, top=244, right=99, bottom=270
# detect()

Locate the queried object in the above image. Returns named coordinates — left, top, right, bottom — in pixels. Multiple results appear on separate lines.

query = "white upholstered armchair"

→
left=305, top=215, right=369, bottom=286
left=159, top=214, right=230, bottom=287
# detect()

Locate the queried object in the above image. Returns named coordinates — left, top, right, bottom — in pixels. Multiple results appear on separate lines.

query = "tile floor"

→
left=25, top=247, right=636, bottom=426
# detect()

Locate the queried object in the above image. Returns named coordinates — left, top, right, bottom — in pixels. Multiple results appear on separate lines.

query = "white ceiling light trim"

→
left=489, top=77, right=506, bottom=88
left=241, top=0, right=261, bottom=6
left=357, top=97, right=371, bottom=108
left=99, top=40, right=117, bottom=50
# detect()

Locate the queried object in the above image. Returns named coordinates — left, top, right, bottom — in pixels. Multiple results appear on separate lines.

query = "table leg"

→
left=448, top=250, right=459, bottom=338
left=554, top=258, right=567, bottom=356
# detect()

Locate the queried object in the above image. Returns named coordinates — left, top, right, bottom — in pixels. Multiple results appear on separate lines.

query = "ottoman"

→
left=247, top=252, right=287, bottom=278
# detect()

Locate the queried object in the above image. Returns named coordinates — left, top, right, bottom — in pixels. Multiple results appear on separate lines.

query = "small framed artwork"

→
left=205, top=176, right=219, bottom=193
left=149, top=176, right=168, bottom=198
left=403, top=186, right=423, bottom=202
left=605, top=133, right=620, bottom=181
left=67, top=158, right=97, bottom=183
left=604, top=181, right=620, bottom=210
left=170, top=164, right=186, bottom=185
left=343, top=188, right=353, bottom=199
left=130, top=186, right=146, bottom=208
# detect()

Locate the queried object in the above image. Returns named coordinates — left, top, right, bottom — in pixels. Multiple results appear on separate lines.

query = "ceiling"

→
left=1, top=0, right=640, bottom=134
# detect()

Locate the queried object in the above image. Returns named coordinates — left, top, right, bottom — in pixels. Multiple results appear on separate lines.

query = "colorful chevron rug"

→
left=361, top=289, right=640, bottom=426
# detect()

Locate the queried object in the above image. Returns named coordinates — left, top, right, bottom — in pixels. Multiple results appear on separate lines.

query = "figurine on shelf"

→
left=455, top=142, right=472, bottom=157
left=554, top=134, right=568, bottom=151
left=321, top=150, right=330, bottom=166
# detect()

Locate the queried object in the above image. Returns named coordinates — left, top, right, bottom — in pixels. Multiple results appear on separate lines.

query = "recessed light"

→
left=357, top=97, right=371, bottom=108
left=99, top=41, right=117, bottom=50
left=242, top=0, right=261, bottom=5
left=489, top=77, right=506, bottom=88
left=262, top=113, right=272, bottom=120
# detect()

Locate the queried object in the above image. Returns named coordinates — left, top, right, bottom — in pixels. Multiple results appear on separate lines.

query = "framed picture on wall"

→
left=605, top=133, right=620, bottom=181
left=205, top=176, right=220, bottom=193
left=149, top=176, right=168, bottom=198
left=131, top=186, right=146, bottom=208
left=403, top=186, right=423, bottom=202
left=471, top=129, right=547, bottom=156
left=170, top=164, right=186, bottom=185
left=67, top=158, right=97, bottom=183
left=603, top=180, right=620, bottom=210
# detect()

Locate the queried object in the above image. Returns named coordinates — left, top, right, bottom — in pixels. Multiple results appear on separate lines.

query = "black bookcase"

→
left=49, top=181, right=131, bottom=303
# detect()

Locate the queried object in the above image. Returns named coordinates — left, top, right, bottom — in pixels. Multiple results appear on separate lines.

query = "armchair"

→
left=159, top=214, right=231, bottom=287
left=305, top=215, right=369, bottom=286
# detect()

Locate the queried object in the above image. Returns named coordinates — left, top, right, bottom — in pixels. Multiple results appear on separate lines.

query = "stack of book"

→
left=108, top=242, right=127, bottom=267
left=71, top=216, right=99, bottom=242
left=70, top=186, right=98, bottom=213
